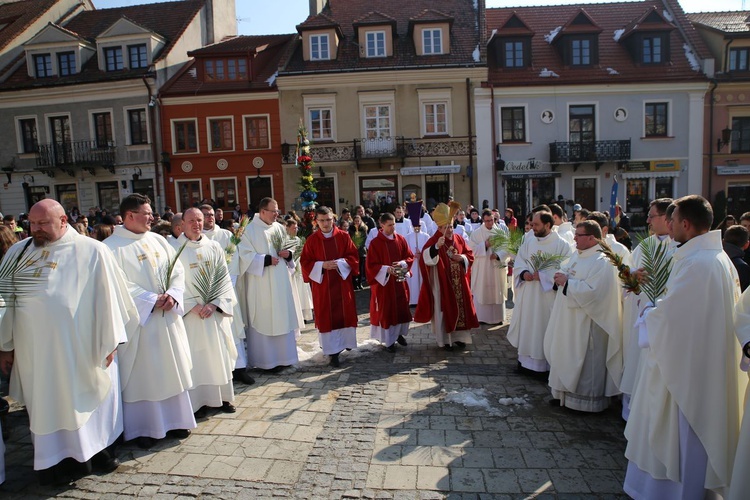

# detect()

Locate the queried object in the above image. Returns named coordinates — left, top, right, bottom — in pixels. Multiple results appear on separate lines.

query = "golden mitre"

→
left=432, top=201, right=461, bottom=228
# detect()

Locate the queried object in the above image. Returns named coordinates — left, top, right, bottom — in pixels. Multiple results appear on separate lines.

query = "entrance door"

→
left=574, top=178, right=597, bottom=211
left=56, top=183, right=79, bottom=214
left=531, top=177, right=556, bottom=209
left=49, top=116, right=71, bottom=165
left=569, top=105, right=595, bottom=161
left=176, top=180, right=201, bottom=212
left=425, top=174, right=449, bottom=210
left=132, top=178, right=155, bottom=202
left=212, top=178, right=237, bottom=212
left=728, top=183, right=750, bottom=218
left=97, top=181, right=120, bottom=213
left=247, top=176, right=273, bottom=213
left=316, top=177, right=336, bottom=212
left=504, top=177, right=527, bottom=220
left=24, top=185, right=48, bottom=208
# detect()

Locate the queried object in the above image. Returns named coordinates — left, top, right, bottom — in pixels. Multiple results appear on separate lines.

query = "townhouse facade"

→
left=478, top=0, right=712, bottom=228
left=276, top=0, right=487, bottom=215
left=158, top=34, right=295, bottom=214
left=0, top=0, right=236, bottom=217
left=690, top=10, right=750, bottom=219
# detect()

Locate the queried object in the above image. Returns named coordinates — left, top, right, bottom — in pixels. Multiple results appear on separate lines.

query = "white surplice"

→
left=104, top=227, right=196, bottom=440
left=238, top=215, right=300, bottom=369
left=624, top=231, right=744, bottom=499
left=394, top=218, right=413, bottom=238
left=468, top=224, right=509, bottom=324
left=729, top=286, right=750, bottom=500
left=544, top=244, right=623, bottom=412
left=291, top=236, right=314, bottom=321
left=507, top=231, right=572, bottom=372
left=406, top=231, right=430, bottom=306
left=177, top=235, right=237, bottom=411
left=0, top=226, right=138, bottom=468
left=554, top=221, right=575, bottom=248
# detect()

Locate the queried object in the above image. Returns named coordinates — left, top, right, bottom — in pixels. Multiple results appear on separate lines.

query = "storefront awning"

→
left=621, top=171, right=679, bottom=179
left=500, top=171, right=561, bottom=178
left=400, top=165, right=461, bottom=175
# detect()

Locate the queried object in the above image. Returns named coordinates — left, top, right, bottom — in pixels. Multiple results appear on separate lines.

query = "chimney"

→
left=309, top=0, right=326, bottom=17
left=205, top=0, right=237, bottom=45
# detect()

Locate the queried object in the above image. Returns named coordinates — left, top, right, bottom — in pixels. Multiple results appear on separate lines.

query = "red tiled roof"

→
left=353, top=11, right=398, bottom=26
left=486, top=0, right=708, bottom=86
left=688, top=11, right=750, bottom=34
left=283, top=0, right=482, bottom=75
left=0, top=0, right=61, bottom=52
left=160, top=34, right=296, bottom=96
left=619, top=7, right=674, bottom=42
left=0, top=0, right=205, bottom=91
left=662, top=0, right=710, bottom=59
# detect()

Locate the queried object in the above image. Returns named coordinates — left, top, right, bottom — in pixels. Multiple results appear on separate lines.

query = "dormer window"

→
left=204, top=58, right=247, bottom=82
left=104, top=47, right=123, bottom=71
left=58, top=52, right=76, bottom=76
left=505, top=41, right=524, bottom=67
left=129, top=44, right=147, bottom=69
left=571, top=38, right=591, bottom=65
left=366, top=31, right=386, bottom=58
left=422, top=29, right=442, bottom=54
left=729, top=48, right=749, bottom=72
left=33, top=54, right=52, bottom=78
left=310, top=34, right=330, bottom=60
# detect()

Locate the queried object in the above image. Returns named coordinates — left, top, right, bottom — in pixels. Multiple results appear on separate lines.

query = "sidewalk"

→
left=0, top=290, right=628, bottom=499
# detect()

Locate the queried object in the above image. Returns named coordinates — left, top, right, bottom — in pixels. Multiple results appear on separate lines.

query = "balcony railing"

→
left=36, top=140, right=116, bottom=176
left=283, top=136, right=476, bottom=166
left=549, top=140, right=631, bottom=165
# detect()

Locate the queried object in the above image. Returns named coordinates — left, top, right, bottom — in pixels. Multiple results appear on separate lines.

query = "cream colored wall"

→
left=412, top=23, right=450, bottom=56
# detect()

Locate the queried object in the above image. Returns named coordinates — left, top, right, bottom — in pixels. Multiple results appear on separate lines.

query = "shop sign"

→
left=651, top=160, right=679, bottom=171
left=362, top=178, right=395, bottom=188
left=717, top=165, right=750, bottom=176
left=502, top=160, right=542, bottom=172
left=400, top=165, right=461, bottom=175
left=626, top=161, right=650, bottom=171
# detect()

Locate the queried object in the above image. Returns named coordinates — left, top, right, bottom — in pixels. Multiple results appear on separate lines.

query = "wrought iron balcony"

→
left=36, top=140, right=116, bottom=177
left=282, top=136, right=476, bottom=167
left=549, top=140, right=631, bottom=166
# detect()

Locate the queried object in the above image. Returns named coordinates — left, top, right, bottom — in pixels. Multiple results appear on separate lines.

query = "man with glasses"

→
left=508, top=210, right=572, bottom=375
left=620, top=198, right=675, bottom=420
left=238, top=198, right=301, bottom=371
left=104, top=194, right=196, bottom=449
left=300, top=206, right=359, bottom=367
left=468, top=210, right=510, bottom=325
left=544, top=220, right=623, bottom=413
left=624, top=196, right=743, bottom=499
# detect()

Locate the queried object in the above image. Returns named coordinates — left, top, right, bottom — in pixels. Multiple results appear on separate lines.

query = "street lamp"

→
left=717, top=127, right=732, bottom=152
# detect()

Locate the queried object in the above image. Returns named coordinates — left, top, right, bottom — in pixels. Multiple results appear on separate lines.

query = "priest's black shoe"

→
left=92, top=449, right=120, bottom=474
left=329, top=353, right=341, bottom=367
left=443, top=344, right=453, bottom=351
left=548, top=398, right=561, bottom=407
left=397, top=335, right=408, bottom=346
left=167, top=429, right=191, bottom=439
left=221, top=401, right=236, bottom=413
left=454, top=341, right=467, bottom=350
left=194, top=406, right=208, bottom=419
left=233, top=369, right=256, bottom=385
left=38, top=464, right=69, bottom=486
left=136, top=436, right=156, bottom=449
left=385, top=344, right=396, bottom=353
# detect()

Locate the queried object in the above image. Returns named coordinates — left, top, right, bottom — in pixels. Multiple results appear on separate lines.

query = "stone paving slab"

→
left=0, top=290, right=628, bottom=498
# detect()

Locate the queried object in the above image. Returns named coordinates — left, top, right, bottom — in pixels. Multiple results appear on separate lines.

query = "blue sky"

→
left=97, top=0, right=747, bottom=36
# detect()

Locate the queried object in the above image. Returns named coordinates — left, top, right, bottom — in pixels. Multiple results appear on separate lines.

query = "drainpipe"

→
left=466, top=77, right=474, bottom=206
left=490, top=83, right=498, bottom=209
left=708, top=79, right=717, bottom=202
left=142, top=73, right=163, bottom=211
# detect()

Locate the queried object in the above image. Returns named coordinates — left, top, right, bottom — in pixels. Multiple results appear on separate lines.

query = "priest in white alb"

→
left=393, top=205, right=413, bottom=238
left=507, top=210, right=572, bottom=373
left=178, top=208, right=238, bottom=417
left=201, top=204, right=253, bottom=386
left=468, top=209, right=509, bottom=325
left=730, top=285, right=750, bottom=500
left=544, top=220, right=622, bottom=412
left=550, top=203, right=575, bottom=247
left=0, top=199, right=138, bottom=484
left=588, top=211, right=631, bottom=265
left=405, top=201, right=430, bottom=306
left=238, top=197, right=300, bottom=370
left=104, top=194, right=196, bottom=450
left=286, top=218, right=314, bottom=322
left=624, top=195, right=744, bottom=499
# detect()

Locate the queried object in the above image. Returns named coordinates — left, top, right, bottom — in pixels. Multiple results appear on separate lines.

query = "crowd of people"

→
left=1, top=192, right=750, bottom=499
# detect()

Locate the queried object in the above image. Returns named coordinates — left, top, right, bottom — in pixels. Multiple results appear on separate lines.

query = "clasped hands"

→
left=322, top=259, right=339, bottom=270
left=155, top=293, right=176, bottom=312
left=553, top=272, right=568, bottom=287
left=271, top=249, right=291, bottom=266
left=191, top=303, right=217, bottom=319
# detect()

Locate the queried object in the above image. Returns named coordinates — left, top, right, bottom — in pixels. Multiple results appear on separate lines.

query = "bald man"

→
left=167, top=212, right=183, bottom=249
left=0, top=199, right=138, bottom=484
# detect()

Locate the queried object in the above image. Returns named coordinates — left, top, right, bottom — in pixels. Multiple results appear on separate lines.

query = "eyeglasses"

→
left=574, top=233, right=592, bottom=238
left=646, top=213, right=664, bottom=220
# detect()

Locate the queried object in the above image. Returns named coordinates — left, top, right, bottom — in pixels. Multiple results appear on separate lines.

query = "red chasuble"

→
left=300, top=227, right=359, bottom=333
left=413, top=230, right=479, bottom=333
left=366, top=231, right=414, bottom=329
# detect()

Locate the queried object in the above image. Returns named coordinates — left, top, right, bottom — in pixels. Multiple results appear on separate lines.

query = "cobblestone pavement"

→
left=0, top=289, right=628, bottom=499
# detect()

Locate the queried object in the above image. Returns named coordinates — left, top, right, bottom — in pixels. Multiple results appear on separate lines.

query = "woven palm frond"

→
left=192, top=253, right=232, bottom=305
left=639, top=236, right=673, bottom=303
left=157, top=240, right=187, bottom=294
left=528, top=252, right=567, bottom=273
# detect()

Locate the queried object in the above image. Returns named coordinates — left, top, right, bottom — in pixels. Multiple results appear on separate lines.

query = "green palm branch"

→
left=269, top=229, right=297, bottom=255
left=225, top=215, right=250, bottom=263
left=528, top=252, right=567, bottom=273
left=0, top=244, right=46, bottom=307
left=638, top=236, right=673, bottom=304
left=351, top=229, right=366, bottom=250
left=292, top=236, right=306, bottom=261
left=488, top=227, right=524, bottom=255
left=157, top=240, right=187, bottom=294
left=192, top=253, right=232, bottom=305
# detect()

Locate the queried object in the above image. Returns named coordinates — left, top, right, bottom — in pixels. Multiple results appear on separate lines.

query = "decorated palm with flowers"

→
left=224, top=215, right=249, bottom=264
left=296, top=119, right=317, bottom=207
left=598, top=240, right=641, bottom=295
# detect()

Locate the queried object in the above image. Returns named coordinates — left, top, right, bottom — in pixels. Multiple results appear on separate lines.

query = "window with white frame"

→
left=128, top=44, right=148, bottom=69
left=33, top=54, right=52, bottom=77
left=424, top=103, right=447, bottom=135
left=366, top=31, right=386, bottom=58
left=501, top=106, right=526, bottom=142
left=422, top=29, right=442, bottom=54
left=172, top=119, right=198, bottom=153
left=104, top=47, right=123, bottom=71
left=58, top=51, right=76, bottom=76
left=310, top=34, right=330, bottom=60
left=16, top=117, right=38, bottom=154
left=645, top=102, right=668, bottom=137
left=244, top=115, right=270, bottom=149
left=364, top=105, right=391, bottom=139
left=309, top=108, right=332, bottom=140
left=128, top=108, right=148, bottom=145
left=729, top=48, right=750, bottom=72
left=93, top=112, right=113, bottom=147
left=208, top=117, right=234, bottom=151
